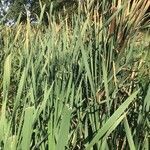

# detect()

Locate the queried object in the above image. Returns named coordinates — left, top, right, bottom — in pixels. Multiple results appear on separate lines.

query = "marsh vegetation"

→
left=0, top=0, right=150, bottom=149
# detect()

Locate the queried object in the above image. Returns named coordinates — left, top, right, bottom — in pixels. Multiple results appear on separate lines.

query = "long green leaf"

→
left=124, top=117, right=136, bottom=150
left=87, top=90, right=139, bottom=149
left=56, top=105, right=72, bottom=150
left=21, top=107, right=34, bottom=150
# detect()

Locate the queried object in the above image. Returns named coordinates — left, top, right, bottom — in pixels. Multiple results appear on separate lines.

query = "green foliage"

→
left=0, top=0, right=150, bottom=149
left=4, top=0, right=78, bottom=23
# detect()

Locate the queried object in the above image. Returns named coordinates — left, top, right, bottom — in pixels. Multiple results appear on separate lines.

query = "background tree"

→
left=0, top=0, right=10, bottom=22
left=0, top=0, right=79, bottom=24
left=1, top=0, right=149, bottom=26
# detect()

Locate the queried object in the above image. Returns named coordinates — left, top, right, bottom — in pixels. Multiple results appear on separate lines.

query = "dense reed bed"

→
left=0, top=0, right=150, bottom=149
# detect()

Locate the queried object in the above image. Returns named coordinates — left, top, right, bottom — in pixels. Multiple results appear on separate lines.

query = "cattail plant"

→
left=0, top=0, right=149, bottom=149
